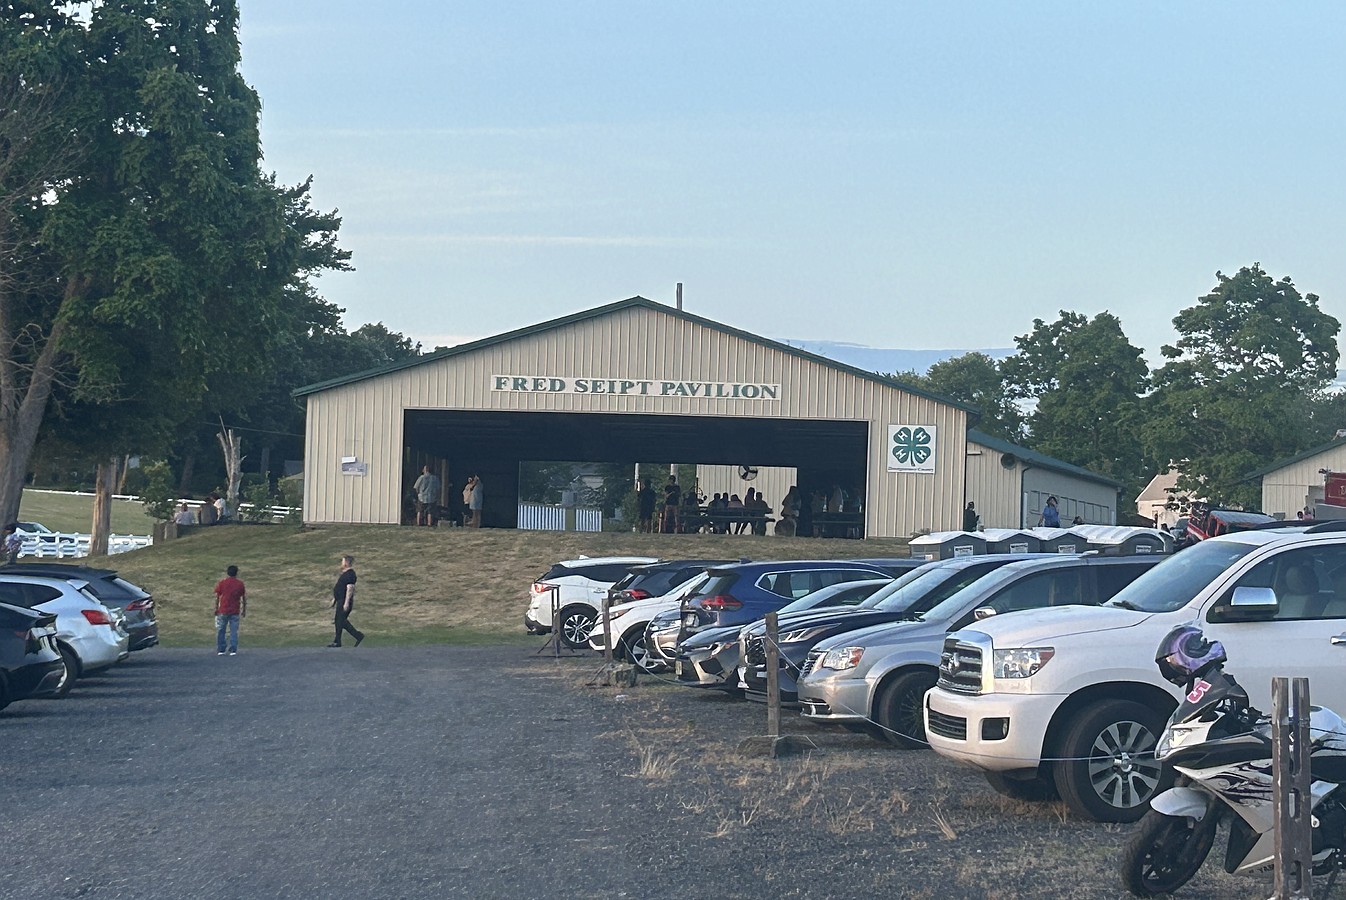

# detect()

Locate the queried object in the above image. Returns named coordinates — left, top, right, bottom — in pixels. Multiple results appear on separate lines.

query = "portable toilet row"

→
left=910, top=526, right=1171, bottom=560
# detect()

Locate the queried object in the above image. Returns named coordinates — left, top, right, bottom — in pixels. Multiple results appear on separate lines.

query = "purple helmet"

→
left=1155, top=625, right=1227, bottom=685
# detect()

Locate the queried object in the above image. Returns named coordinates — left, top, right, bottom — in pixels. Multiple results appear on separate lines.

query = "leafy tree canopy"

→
left=1146, top=265, right=1340, bottom=507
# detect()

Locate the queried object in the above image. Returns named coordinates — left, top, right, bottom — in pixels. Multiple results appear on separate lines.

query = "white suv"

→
left=525, top=556, right=659, bottom=648
left=924, top=526, right=1346, bottom=822
left=0, top=575, right=129, bottom=697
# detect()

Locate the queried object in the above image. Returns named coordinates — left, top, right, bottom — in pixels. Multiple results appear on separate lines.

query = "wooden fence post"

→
left=765, top=611, right=781, bottom=740
left=1272, top=676, right=1313, bottom=900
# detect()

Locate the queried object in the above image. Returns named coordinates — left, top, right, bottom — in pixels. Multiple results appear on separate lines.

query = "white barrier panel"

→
left=517, top=503, right=603, bottom=532
left=18, top=533, right=152, bottom=559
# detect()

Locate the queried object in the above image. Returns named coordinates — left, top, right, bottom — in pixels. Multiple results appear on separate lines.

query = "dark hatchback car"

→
left=738, top=554, right=1047, bottom=703
left=2, top=564, right=158, bottom=651
left=674, top=558, right=923, bottom=689
left=606, top=559, right=735, bottom=606
left=0, top=601, right=64, bottom=710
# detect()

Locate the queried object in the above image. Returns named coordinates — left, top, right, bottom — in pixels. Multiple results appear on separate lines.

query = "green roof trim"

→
left=967, top=428, right=1124, bottom=490
left=292, top=296, right=978, bottom=414
left=1244, top=435, right=1346, bottom=481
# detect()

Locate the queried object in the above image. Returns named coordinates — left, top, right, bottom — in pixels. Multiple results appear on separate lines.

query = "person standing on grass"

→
left=214, top=565, right=246, bottom=656
left=636, top=476, right=656, bottom=533
left=328, top=555, right=364, bottom=648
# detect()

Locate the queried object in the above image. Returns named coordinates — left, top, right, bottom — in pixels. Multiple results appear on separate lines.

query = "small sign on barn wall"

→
left=887, top=425, right=937, bottom=474
left=340, top=456, right=368, bottom=476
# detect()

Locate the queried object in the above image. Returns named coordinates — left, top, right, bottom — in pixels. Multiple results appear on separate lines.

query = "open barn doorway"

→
left=402, top=410, right=869, bottom=534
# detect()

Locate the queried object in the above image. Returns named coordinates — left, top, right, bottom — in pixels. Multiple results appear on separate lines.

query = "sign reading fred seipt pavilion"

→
left=493, top=375, right=781, bottom=399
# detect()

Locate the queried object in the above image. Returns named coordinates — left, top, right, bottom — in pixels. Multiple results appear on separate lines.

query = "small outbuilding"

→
left=1069, top=525, right=1171, bottom=555
left=1249, top=434, right=1346, bottom=520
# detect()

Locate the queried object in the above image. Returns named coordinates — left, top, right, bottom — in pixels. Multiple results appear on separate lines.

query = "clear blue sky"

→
left=238, top=1, right=1346, bottom=362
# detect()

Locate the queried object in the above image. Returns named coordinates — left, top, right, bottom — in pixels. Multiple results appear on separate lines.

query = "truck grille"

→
left=800, top=649, right=824, bottom=678
left=926, top=708, right=968, bottom=740
left=744, top=635, right=766, bottom=666
left=936, top=637, right=984, bottom=694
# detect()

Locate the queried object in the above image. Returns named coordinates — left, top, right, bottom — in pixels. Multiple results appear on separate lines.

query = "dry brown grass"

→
left=96, top=523, right=910, bottom=647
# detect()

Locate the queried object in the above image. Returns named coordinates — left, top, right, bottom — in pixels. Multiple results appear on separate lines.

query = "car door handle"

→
left=1332, top=634, right=1346, bottom=646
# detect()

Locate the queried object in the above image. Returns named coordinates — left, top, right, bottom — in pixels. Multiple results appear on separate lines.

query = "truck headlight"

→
left=820, top=647, right=864, bottom=670
left=992, top=647, right=1055, bottom=679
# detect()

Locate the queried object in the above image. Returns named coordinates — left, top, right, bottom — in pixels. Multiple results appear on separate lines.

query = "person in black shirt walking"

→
left=328, top=555, right=365, bottom=647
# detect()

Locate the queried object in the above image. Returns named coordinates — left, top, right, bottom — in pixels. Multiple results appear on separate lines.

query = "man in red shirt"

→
left=214, top=564, right=247, bottom=656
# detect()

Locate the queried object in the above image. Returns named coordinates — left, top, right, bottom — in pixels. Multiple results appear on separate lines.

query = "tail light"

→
left=531, top=582, right=553, bottom=594
left=699, top=595, right=742, bottom=611
left=125, top=598, right=154, bottom=612
left=81, top=608, right=113, bottom=626
left=625, top=589, right=651, bottom=601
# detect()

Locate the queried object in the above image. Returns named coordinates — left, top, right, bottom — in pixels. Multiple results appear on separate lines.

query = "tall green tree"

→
left=1002, top=310, right=1152, bottom=491
left=0, top=1, right=349, bottom=528
left=1145, top=265, right=1340, bottom=507
left=923, top=352, right=1025, bottom=442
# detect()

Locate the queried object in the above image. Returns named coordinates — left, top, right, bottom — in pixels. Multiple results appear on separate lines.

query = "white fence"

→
left=517, top=503, right=603, bottom=532
left=17, top=533, right=153, bottom=559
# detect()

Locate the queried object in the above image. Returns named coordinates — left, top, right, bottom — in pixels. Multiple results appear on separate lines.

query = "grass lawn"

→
left=93, top=524, right=912, bottom=648
left=18, top=489, right=158, bottom=535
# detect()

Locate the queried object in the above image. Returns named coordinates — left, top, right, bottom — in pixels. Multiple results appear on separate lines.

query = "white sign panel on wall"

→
left=886, top=425, right=937, bottom=474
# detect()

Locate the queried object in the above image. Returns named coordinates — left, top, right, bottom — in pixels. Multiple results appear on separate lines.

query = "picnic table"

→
left=685, top=506, right=774, bottom=534
left=809, top=511, right=865, bottom=539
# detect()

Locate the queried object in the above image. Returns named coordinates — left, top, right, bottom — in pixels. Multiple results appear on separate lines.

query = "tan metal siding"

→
left=1261, top=446, right=1346, bottom=517
left=303, top=304, right=969, bottom=536
left=695, top=465, right=797, bottom=515
left=1022, top=470, right=1117, bottom=525
left=965, top=442, right=1024, bottom=528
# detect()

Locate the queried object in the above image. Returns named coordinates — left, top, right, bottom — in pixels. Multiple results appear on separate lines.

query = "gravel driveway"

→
left=0, top=646, right=1263, bottom=900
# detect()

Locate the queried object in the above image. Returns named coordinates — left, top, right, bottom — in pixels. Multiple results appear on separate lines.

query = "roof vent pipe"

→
left=676, top=282, right=683, bottom=310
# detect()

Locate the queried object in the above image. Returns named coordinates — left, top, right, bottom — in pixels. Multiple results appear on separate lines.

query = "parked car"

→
left=2, top=564, right=158, bottom=651
left=588, top=571, right=720, bottom=670
left=924, top=523, right=1346, bottom=822
left=798, top=553, right=1161, bottom=749
left=0, top=575, right=128, bottom=696
left=0, top=602, right=65, bottom=710
left=646, top=607, right=684, bottom=670
left=674, top=559, right=921, bottom=689
left=14, top=521, right=57, bottom=541
left=739, top=555, right=1041, bottom=705
left=678, top=577, right=892, bottom=690
left=524, top=556, right=660, bottom=647
left=606, top=559, right=734, bottom=607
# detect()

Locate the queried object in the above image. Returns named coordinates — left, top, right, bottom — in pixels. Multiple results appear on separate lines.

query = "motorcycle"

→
left=1121, top=625, right=1346, bottom=897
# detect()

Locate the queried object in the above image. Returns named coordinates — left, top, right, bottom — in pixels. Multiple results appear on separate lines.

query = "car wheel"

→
left=873, top=669, right=937, bottom=749
left=985, top=770, right=1059, bottom=802
left=50, top=642, right=79, bottom=699
left=556, top=605, right=597, bottom=649
left=619, top=627, right=659, bottom=671
left=1052, top=699, right=1170, bottom=823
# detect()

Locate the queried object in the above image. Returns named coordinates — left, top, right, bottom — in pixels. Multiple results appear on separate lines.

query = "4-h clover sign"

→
left=887, top=425, right=937, bottom=474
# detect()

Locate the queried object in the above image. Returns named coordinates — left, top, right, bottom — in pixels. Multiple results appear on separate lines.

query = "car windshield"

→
left=860, top=565, right=980, bottom=615
left=1104, top=540, right=1260, bottom=613
left=778, top=580, right=884, bottom=615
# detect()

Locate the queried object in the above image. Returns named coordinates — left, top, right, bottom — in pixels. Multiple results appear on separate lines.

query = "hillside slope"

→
left=99, top=525, right=912, bottom=647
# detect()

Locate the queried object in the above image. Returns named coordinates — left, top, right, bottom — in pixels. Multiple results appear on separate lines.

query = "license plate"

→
left=675, top=660, right=683, bottom=676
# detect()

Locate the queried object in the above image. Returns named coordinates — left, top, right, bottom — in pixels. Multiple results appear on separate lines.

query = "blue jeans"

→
left=216, top=614, right=239, bottom=653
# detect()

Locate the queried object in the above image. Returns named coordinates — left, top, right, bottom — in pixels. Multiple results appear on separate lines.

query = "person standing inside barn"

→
left=328, top=555, right=364, bottom=648
left=963, top=501, right=979, bottom=532
left=468, top=474, right=484, bottom=528
left=413, top=465, right=441, bottom=526
left=636, top=476, right=656, bottom=533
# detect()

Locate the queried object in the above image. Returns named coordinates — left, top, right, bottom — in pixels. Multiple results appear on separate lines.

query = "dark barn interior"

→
left=403, top=409, right=870, bottom=528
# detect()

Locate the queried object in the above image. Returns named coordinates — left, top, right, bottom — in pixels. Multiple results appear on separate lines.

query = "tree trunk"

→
left=178, top=451, right=195, bottom=497
left=217, top=422, right=244, bottom=514
left=116, top=454, right=131, bottom=494
left=90, top=459, right=115, bottom=557
left=0, top=283, right=77, bottom=524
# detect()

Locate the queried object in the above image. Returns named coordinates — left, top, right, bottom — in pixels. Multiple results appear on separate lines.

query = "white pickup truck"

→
left=924, top=526, right=1346, bottom=822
